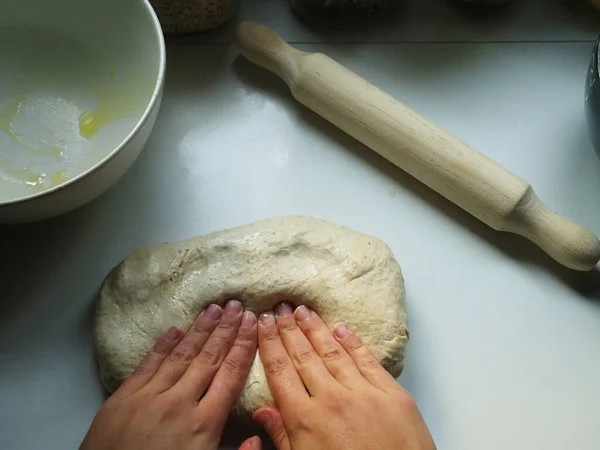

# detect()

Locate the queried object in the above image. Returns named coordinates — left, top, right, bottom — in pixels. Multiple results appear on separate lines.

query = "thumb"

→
left=253, top=406, right=291, bottom=450
left=239, top=436, right=261, bottom=450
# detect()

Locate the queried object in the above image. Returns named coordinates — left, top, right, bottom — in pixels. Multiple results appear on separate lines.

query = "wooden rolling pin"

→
left=236, top=22, right=600, bottom=271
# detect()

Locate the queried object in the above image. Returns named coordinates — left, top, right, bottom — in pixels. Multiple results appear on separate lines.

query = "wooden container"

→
left=150, top=0, right=239, bottom=34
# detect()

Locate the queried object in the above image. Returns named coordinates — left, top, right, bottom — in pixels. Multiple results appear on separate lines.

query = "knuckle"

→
left=277, top=317, right=297, bottom=331
left=359, top=392, right=381, bottom=412
left=344, top=335, right=365, bottom=353
left=262, top=327, right=281, bottom=342
left=360, top=355, right=381, bottom=370
left=289, top=407, right=311, bottom=430
left=165, top=355, right=192, bottom=371
left=197, top=347, right=221, bottom=366
left=193, top=316, right=214, bottom=333
left=194, top=410, right=218, bottom=433
left=165, top=395, right=182, bottom=410
left=131, top=363, right=153, bottom=377
left=332, top=365, right=353, bottom=380
left=196, top=335, right=233, bottom=366
left=326, top=391, right=349, bottom=412
left=217, top=320, right=236, bottom=331
left=232, top=338, right=255, bottom=357
left=264, top=356, right=287, bottom=376
left=158, top=394, right=185, bottom=419
left=293, top=348, right=314, bottom=366
left=152, top=339, right=174, bottom=356
left=303, top=320, right=323, bottom=335
left=212, top=334, right=234, bottom=348
left=235, top=328, right=256, bottom=342
left=222, top=356, right=248, bottom=377
left=168, top=340, right=196, bottom=362
left=321, top=343, right=345, bottom=363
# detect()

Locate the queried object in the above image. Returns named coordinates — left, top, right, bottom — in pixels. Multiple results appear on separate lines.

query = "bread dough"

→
left=94, top=216, right=408, bottom=414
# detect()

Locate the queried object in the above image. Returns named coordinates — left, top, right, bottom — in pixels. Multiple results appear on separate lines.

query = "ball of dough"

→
left=94, top=216, right=408, bottom=414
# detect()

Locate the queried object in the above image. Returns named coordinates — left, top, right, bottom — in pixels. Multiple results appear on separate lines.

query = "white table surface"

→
left=2, top=1, right=600, bottom=449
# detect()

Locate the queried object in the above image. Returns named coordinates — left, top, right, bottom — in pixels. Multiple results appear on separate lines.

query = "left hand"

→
left=81, top=300, right=259, bottom=450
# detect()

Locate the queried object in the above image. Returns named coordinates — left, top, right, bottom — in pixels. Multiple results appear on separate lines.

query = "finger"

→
left=257, top=311, right=308, bottom=411
left=199, top=311, right=258, bottom=420
left=253, top=407, right=291, bottom=450
left=292, top=305, right=363, bottom=389
left=239, top=436, right=261, bottom=450
left=333, top=323, right=399, bottom=392
left=115, top=327, right=183, bottom=397
left=172, top=299, right=244, bottom=399
left=274, top=303, right=336, bottom=395
left=145, top=303, right=223, bottom=394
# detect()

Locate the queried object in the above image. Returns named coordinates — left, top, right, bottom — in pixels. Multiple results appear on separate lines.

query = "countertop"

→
left=2, top=1, right=600, bottom=449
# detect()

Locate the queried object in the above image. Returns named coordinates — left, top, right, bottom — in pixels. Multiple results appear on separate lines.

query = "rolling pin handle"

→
left=505, top=188, right=600, bottom=271
left=236, top=22, right=305, bottom=86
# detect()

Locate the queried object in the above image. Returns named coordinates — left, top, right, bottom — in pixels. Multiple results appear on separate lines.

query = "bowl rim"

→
left=0, top=0, right=166, bottom=207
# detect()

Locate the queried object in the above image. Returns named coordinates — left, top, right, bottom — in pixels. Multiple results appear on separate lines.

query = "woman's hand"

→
left=251, top=303, right=435, bottom=450
left=81, top=300, right=258, bottom=450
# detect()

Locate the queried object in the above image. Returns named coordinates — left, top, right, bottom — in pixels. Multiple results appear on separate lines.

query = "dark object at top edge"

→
left=585, top=34, right=600, bottom=158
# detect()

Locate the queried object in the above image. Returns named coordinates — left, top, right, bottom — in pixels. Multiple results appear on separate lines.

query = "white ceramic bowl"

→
left=0, top=0, right=165, bottom=222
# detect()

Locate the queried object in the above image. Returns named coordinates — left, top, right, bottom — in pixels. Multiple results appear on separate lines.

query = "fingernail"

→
left=334, top=323, right=351, bottom=339
left=255, top=410, right=275, bottom=429
left=275, top=302, right=294, bottom=317
left=259, top=311, right=275, bottom=326
left=294, top=305, right=312, bottom=321
left=241, top=436, right=260, bottom=450
left=225, top=300, right=243, bottom=315
left=241, top=311, right=257, bottom=329
left=165, top=327, right=182, bottom=341
left=204, top=304, right=223, bottom=321
left=263, top=415, right=275, bottom=430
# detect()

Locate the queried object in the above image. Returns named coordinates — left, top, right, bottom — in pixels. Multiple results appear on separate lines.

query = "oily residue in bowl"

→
left=0, top=28, right=153, bottom=202
left=0, top=81, right=137, bottom=195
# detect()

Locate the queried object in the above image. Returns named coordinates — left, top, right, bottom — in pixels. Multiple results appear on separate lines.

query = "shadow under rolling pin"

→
left=236, top=22, right=600, bottom=271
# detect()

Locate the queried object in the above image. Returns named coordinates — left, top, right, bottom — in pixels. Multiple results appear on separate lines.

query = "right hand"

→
left=247, top=302, right=435, bottom=450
